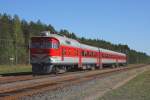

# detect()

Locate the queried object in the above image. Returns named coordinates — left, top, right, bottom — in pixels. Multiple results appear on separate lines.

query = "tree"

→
left=13, top=15, right=24, bottom=44
left=46, top=24, right=56, bottom=33
left=13, top=15, right=25, bottom=64
left=21, top=20, right=30, bottom=64
left=0, top=13, right=14, bottom=64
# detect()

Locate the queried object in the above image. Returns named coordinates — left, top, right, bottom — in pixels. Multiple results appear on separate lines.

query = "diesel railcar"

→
left=30, top=31, right=127, bottom=74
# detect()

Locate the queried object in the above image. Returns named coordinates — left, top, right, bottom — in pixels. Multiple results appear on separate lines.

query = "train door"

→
left=61, top=47, right=65, bottom=61
left=99, top=50, right=103, bottom=69
left=99, top=49, right=103, bottom=69
left=96, top=50, right=99, bottom=67
left=79, top=49, right=82, bottom=68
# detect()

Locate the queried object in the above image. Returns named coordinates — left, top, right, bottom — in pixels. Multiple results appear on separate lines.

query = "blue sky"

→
left=0, top=0, right=149, bottom=55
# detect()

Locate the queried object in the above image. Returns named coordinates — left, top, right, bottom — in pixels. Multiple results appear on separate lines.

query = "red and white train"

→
left=30, top=31, right=127, bottom=74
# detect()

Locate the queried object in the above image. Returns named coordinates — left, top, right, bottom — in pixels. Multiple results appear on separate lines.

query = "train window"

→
left=82, top=51, right=84, bottom=56
left=108, top=54, right=110, bottom=58
left=74, top=50, right=76, bottom=56
left=82, top=50, right=87, bottom=56
left=66, top=48, right=68, bottom=55
left=92, top=52, right=94, bottom=56
left=75, top=49, right=78, bottom=56
left=104, top=54, right=106, bottom=58
left=63, top=48, right=66, bottom=55
left=76, top=50, right=78, bottom=56
left=31, top=42, right=52, bottom=48
left=52, top=43, right=55, bottom=48
left=84, top=51, right=86, bottom=56
left=110, top=54, right=112, bottom=58
left=52, top=43, right=59, bottom=49
left=102, top=54, right=104, bottom=57
left=87, top=51, right=89, bottom=56
left=89, top=52, right=92, bottom=56
left=68, top=49, right=71, bottom=55
left=85, top=51, right=87, bottom=56
left=93, top=52, right=96, bottom=57
left=30, top=42, right=39, bottom=48
left=91, top=52, right=93, bottom=56
left=102, top=54, right=106, bottom=58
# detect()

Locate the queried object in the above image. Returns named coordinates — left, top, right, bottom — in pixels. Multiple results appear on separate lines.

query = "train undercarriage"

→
left=31, top=63, right=127, bottom=74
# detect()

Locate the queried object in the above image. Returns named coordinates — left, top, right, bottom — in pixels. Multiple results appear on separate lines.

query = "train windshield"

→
left=30, top=38, right=59, bottom=49
left=31, top=42, right=51, bottom=48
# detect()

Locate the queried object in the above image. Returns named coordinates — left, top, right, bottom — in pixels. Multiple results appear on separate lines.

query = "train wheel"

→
left=51, top=66, right=59, bottom=75
left=53, top=66, right=67, bottom=74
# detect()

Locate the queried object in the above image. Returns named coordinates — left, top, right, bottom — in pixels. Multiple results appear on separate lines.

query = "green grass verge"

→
left=99, top=69, right=150, bottom=100
left=0, top=65, right=32, bottom=74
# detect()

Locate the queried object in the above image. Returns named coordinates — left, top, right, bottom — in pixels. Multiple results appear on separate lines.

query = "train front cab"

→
left=30, top=37, right=60, bottom=74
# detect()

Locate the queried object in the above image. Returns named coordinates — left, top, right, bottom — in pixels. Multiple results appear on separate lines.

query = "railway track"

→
left=0, top=64, right=149, bottom=100
left=0, top=70, right=93, bottom=84
left=0, top=64, right=143, bottom=84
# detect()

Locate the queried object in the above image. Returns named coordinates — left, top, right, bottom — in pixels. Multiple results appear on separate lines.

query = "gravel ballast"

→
left=22, top=65, right=150, bottom=100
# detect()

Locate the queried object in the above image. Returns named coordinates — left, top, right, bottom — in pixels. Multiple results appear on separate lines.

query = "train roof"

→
left=80, top=43, right=99, bottom=51
left=52, top=34, right=80, bottom=47
left=100, top=48, right=126, bottom=56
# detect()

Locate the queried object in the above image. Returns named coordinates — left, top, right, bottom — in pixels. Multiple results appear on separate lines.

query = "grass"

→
left=99, top=69, right=150, bottom=100
left=0, top=64, right=32, bottom=75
